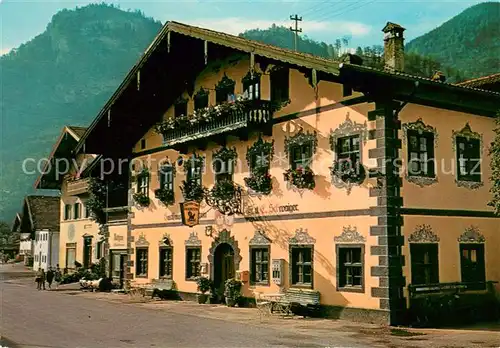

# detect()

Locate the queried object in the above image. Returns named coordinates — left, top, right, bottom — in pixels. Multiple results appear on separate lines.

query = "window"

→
left=456, top=137, right=481, bottom=182
left=460, top=244, right=486, bottom=290
left=73, top=203, right=81, bottom=219
left=64, top=204, right=71, bottom=220
left=186, top=160, right=203, bottom=186
left=84, top=204, right=90, bottom=219
left=96, top=241, right=103, bottom=260
left=215, top=75, right=235, bottom=105
left=186, top=247, right=201, bottom=279
left=159, top=247, right=173, bottom=279
left=337, top=245, right=364, bottom=291
left=242, top=74, right=260, bottom=100
left=137, top=174, right=149, bottom=196
left=140, top=139, right=146, bottom=150
left=250, top=247, right=270, bottom=285
left=174, top=98, right=188, bottom=118
left=410, top=244, right=439, bottom=285
left=337, top=135, right=361, bottom=166
left=65, top=243, right=76, bottom=269
left=194, top=89, right=209, bottom=110
left=270, top=67, right=289, bottom=104
left=214, top=158, right=234, bottom=183
left=159, top=165, right=174, bottom=191
left=136, top=248, right=148, bottom=277
left=407, top=130, right=435, bottom=177
left=290, top=246, right=313, bottom=287
left=290, top=143, right=312, bottom=170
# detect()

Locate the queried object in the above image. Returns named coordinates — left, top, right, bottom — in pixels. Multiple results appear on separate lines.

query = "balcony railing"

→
left=161, top=99, right=273, bottom=146
left=66, top=178, right=90, bottom=196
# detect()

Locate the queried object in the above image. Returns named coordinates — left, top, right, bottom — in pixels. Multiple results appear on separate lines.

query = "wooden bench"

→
left=282, top=288, right=321, bottom=317
left=144, top=279, right=178, bottom=300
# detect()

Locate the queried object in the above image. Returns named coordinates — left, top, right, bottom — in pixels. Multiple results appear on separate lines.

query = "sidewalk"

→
left=66, top=290, right=500, bottom=348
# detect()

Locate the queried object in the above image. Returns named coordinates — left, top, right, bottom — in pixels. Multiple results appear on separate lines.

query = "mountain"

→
left=0, top=4, right=162, bottom=222
left=406, top=2, right=500, bottom=78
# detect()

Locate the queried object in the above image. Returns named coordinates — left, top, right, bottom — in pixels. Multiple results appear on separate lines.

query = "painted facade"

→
left=61, top=21, right=500, bottom=325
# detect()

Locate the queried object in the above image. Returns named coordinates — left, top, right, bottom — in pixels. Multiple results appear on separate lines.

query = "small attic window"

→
left=141, top=139, right=146, bottom=150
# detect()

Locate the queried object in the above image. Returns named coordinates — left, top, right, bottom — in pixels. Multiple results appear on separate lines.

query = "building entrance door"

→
left=83, top=237, right=93, bottom=269
left=110, top=251, right=127, bottom=288
left=213, top=243, right=235, bottom=301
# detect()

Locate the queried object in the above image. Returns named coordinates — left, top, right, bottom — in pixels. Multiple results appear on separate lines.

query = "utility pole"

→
left=289, top=14, right=302, bottom=52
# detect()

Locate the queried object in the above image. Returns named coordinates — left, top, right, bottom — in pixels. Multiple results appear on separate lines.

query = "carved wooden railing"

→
left=66, top=178, right=90, bottom=196
left=162, top=100, right=273, bottom=145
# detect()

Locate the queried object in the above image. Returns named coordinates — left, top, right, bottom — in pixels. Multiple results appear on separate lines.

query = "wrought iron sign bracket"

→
left=204, top=185, right=243, bottom=216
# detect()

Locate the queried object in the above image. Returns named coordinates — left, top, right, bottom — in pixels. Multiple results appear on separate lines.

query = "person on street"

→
left=35, top=268, right=43, bottom=290
left=54, top=265, right=62, bottom=289
left=46, top=267, right=54, bottom=290
left=40, top=268, right=46, bottom=290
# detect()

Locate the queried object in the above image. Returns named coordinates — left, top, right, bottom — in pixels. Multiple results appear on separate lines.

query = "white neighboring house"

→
left=33, top=230, right=60, bottom=271
left=17, top=195, right=60, bottom=271
left=12, top=214, right=33, bottom=260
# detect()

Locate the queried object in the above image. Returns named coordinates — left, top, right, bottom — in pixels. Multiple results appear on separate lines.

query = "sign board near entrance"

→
left=109, top=225, right=127, bottom=249
left=180, top=201, right=200, bottom=227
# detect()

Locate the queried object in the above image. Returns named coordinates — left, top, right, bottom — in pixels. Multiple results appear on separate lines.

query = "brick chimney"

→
left=382, top=22, right=405, bottom=72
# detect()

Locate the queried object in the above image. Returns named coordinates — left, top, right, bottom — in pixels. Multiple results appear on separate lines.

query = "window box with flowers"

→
left=180, top=154, right=205, bottom=202
left=283, top=130, right=317, bottom=190
left=133, top=168, right=151, bottom=207
left=210, top=146, right=237, bottom=202
left=244, top=136, right=274, bottom=195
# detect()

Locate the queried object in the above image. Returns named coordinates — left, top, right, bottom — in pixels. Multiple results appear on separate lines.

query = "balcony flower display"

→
left=210, top=179, right=236, bottom=202
left=153, top=95, right=248, bottom=134
left=180, top=179, right=205, bottom=202
left=154, top=187, right=175, bottom=206
left=244, top=136, right=274, bottom=195
left=283, top=166, right=315, bottom=190
left=330, top=160, right=366, bottom=184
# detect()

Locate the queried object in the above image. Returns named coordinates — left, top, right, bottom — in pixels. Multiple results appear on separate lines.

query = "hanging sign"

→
left=180, top=201, right=201, bottom=227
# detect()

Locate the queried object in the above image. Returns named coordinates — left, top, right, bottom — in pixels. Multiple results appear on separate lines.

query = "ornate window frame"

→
left=215, top=73, right=235, bottom=104
left=194, top=87, right=209, bottom=111
left=402, top=118, right=438, bottom=188
left=288, top=228, right=315, bottom=289
left=135, top=233, right=149, bottom=278
left=159, top=233, right=173, bottom=279
left=249, top=230, right=271, bottom=286
left=457, top=226, right=485, bottom=243
left=408, top=224, right=440, bottom=243
left=334, top=226, right=366, bottom=243
left=334, top=226, right=365, bottom=293
left=329, top=113, right=368, bottom=194
left=452, top=123, right=484, bottom=190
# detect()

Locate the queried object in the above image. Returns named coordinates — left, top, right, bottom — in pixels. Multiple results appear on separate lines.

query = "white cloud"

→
left=183, top=17, right=371, bottom=37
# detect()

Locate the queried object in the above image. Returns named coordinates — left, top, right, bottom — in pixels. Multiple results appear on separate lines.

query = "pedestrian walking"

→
left=40, top=268, right=46, bottom=290
left=46, top=267, right=54, bottom=290
left=54, top=264, right=62, bottom=289
left=35, top=268, right=43, bottom=290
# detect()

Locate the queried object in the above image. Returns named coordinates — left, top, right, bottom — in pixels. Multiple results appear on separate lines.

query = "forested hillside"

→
left=406, top=2, right=500, bottom=78
left=0, top=4, right=162, bottom=221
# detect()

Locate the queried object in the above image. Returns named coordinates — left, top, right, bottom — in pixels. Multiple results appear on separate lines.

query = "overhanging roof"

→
left=74, top=21, right=342, bottom=154
left=456, top=73, right=500, bottom=89
left=34, top=125, right=87, bottom=190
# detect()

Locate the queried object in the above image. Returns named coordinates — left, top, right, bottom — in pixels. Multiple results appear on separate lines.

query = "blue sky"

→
left=0, top=0, right=493, bottom=55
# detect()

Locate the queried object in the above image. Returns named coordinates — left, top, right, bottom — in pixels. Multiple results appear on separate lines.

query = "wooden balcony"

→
left=66, top=178, right=90, bottom=196
left=161, top=100, right=273, bottom=149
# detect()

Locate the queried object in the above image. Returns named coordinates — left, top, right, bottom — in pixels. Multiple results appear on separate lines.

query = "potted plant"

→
left=196, top=276, right=212, bottom=304
left=223, top=278, right=242, bottom=307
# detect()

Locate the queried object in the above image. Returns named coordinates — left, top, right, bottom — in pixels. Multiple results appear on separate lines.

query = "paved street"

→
left=1, top=264, right=499, bottom=348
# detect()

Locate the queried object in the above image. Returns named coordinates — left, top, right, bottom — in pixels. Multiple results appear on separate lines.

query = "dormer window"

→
left=215, top=74, right=235, bottom=104
left=174, top=97, right=188, bottom=118
left=194, top=88, right=209, bottom=110
left=242, top=72, right=261, bottom=100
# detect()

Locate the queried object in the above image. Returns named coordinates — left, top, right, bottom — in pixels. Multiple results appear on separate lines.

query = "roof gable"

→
left=23, top=196, right=61, bottom=232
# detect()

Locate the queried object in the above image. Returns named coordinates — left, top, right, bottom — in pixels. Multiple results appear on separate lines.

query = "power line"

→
left=289, top=14, right=303, bottom=51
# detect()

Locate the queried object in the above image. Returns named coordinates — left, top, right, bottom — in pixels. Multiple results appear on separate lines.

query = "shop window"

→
left=456, top=137, right=481, bottom=182
left=159, top=247, right=173, bottom=279
left=270, top=67, right=289, bottom=104
left=410, top=244, right=439, bottom=285
left=407, top=130, right=435, bottom=178
left=250, top=246, right=270, bottom=285
left=337, top=245, right=364, bottom=292
left=290, top=246, right=313, bottom=288
left=186, top=247, right=201, bottom=280
left=460, top=243, right=486, bottom=290
left=136, top=248, right=148, bottom=278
